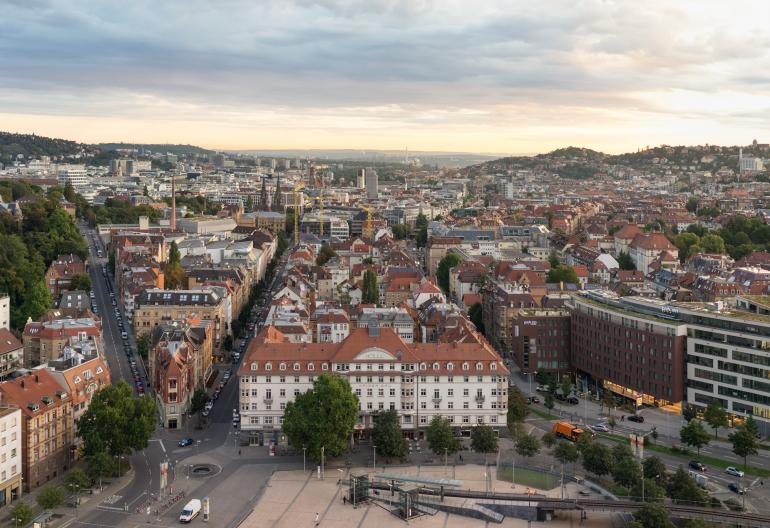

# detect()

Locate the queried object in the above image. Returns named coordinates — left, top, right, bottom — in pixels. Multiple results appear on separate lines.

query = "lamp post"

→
left=372, top=445, right=377, bottom=471
left=321, top=446, right=325, bottom=480
left=303, top=446, right=307, bottom=473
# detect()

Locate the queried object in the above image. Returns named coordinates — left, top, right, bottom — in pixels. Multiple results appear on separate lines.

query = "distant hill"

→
left=0, top=131, right=100, bottom=160
left=98, top=143, right=214, bottom=156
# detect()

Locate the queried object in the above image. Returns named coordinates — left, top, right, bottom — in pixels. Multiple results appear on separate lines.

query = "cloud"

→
left=1, top=0, right=769, bottom=152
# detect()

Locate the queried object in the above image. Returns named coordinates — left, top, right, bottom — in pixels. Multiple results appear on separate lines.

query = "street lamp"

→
left=372, top=445, right=377, bottom=471
left=444, top=447, right=448, bottom=475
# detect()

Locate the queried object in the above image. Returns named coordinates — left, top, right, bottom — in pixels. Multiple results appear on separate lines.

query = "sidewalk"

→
left=0, top=465, right=135, bottom=528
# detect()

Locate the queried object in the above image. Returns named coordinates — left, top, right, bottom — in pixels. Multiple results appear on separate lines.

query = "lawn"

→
left=497, top=466, right=560, bottom=490
left=530, top=408, right=559, bottom=421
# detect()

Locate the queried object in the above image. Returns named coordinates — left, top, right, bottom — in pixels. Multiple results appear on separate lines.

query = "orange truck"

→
left=552, top=421, right=584, bottom=442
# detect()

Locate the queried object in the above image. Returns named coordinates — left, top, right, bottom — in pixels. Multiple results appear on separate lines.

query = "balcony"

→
left=263, top=398, right=273, bottom=405
left=431, top=397, right=442, bottom=404
left=475, top=395, right=486, bottom=404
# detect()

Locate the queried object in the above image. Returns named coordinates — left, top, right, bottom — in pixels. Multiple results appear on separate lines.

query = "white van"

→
left=121, top=331, right=128, bottom=340
left=179, top=499, right=201, bottom=523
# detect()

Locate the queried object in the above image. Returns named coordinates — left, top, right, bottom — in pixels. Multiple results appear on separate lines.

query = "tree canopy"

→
left=391, top=223, right=410, bottom=240
left=437, top=253, right=462, bottom=294
left=703, top=400, right=728, bottom=439
left=468, top=302, right=484, bottom=335
left=315, top=244, right=337, bottom=266
left=362, top=269, right=379, bottom=305
left=415, top=213, right=428, bottom=247
left=425, top=416, right=460, bottom=456
left=164, top=240, right=186, bottom=289
left=77, top=381, right=157, bottom=460
left=680, top=420, right=710, bottom=456
left=69, top=272, right=92, bottom=292
left=546, top=264, right=579, bottom=284
left=372, top=410, right=407, bottom=458
left=282, top=374, right=359, bottom=460
left=470, top=425, right=498, bottom=454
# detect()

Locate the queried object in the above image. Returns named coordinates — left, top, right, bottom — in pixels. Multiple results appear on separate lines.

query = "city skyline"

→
left=2, top=0, right=770, bottom=154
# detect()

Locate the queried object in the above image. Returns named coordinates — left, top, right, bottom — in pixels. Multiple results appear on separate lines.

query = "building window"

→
left=462, top=362, right=469, bottom=371
left=293, top=363, right=300, bottom=371
left=462, top=416, right=470, bottom=423
left=447, top=362, right=454, bottom=371
left=265, top=363, right=272, bottom=371
left=280, top=363, right=287, bottom=371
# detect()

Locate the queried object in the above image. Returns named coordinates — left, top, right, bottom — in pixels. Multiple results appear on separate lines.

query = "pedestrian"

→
left=239, top=449, right=242, bottom=456
left=315, top=512, right=320, bottom=526
left=343, top=496, right=347, bottom=505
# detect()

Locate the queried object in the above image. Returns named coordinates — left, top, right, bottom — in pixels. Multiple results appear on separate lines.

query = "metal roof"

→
left=374, top=473, right=463, bottom=488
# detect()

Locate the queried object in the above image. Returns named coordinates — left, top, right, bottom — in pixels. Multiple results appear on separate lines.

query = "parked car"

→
left=728, top=483, right=745, bottom=495
left=593, top=423, right=610, bottom=432
left=566, top=396, right=579, bottom=405
left=528, top=396, right=540, bottom=404
left=535, top=385, right=547, bottom=393
left=178, top=438, right=194, bottom=447
left=688, top=460, right=707, bottom=472
left=627, top=414, right=645, bottom=423
left=725, top=466, right=745, bottom=478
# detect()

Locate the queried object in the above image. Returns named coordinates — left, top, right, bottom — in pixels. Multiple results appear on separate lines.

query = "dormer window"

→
left=447, top=363, right=454, bottom=371
left=308, top=363, right=315, bottom=371
left=476, top=362, right=483, bottom=371
left=462, top=362, right=469, bottom=371
left=265, top=363, right=272, bottom=371
left=432, top=362, right=440, bottom=371
left=279, top=363, right=287, bottom=371
left=251, top=362, right=258, bottom=371
left=322, top=363, right=329, bottom=371
left=293, top=362, right=300, bottom=371
left=490, top=363, right=497, bottom=370
left=420, top=363, right=427, bottom=371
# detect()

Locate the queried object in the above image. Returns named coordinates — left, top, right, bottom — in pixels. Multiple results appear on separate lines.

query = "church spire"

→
left=272, top=173, right=282, bottom=212
left=260, top=176, right=269, bottom=211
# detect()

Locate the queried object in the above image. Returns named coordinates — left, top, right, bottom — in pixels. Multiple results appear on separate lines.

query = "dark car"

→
left=728, top=483, right=745, bottom=495
left=178, top=438, right=194, bottom=447
left=566, top=396, right=579, bottom=405
left=528, top=396, right=540, bottom=404
left=689, top=460, right=707, bottom=472
left=627, top=414, right=645, bottom=423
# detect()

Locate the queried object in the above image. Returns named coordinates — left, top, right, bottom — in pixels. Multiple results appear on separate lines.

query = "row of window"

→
left=251, top=361, right=499, bottom=372
left=241, top=374, right=507, bottom=384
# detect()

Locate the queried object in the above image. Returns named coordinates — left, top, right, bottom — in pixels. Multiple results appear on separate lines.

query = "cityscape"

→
left=1, top=2, right=770, bottom=528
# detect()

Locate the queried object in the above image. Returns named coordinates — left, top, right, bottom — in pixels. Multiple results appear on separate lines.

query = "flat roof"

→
left=374, top=473, right=463, bottom=488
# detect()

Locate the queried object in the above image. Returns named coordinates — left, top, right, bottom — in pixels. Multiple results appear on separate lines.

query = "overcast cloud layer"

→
left=1, top=0, right=769, bottom=153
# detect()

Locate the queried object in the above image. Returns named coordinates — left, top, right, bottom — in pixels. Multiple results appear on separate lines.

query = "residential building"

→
left=133, top=289, right=226, bottom=347
left=0, top=407, right=22, bottom=505
left=238, top=326, right=509, bottom=446
left=0, top=370, right=74, bottom=491
left=0, top=330, right=23, bottom=381
left=0, top=295, right=9, bottom=330
left=22, top=316, right=102, bottom=368
left=44, top=254, right=87, bottom=297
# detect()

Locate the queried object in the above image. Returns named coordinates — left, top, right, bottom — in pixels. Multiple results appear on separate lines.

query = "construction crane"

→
left=292, top=183, right=305, bottom=245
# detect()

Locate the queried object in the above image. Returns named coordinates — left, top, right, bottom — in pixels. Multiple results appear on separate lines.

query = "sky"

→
left=1, top=0, right=770, bottom=154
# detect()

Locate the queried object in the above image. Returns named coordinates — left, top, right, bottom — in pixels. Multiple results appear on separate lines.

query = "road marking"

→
left=149, top=439, right=167, bottom=453
left=102, top=494, right=123, bottom=505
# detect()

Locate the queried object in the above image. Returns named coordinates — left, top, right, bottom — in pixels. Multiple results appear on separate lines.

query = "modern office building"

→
left=365, top=168, right=378, bottom=200
left=511, top=308, right=571, bottom=375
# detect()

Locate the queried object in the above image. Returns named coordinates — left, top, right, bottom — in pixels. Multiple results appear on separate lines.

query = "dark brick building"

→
left=511, top=309, right=571, bottom=375
left=569, top=291, right=687, bottom=406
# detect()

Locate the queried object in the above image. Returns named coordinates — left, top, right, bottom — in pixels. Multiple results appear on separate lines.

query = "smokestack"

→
left=171, top=175, right=177, bottom=231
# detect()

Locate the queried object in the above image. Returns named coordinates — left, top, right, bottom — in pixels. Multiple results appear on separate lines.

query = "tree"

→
left=631, top=478, right=665, bottom=502
left=468, top=302, right=484, bottom=335
left=633, top=502, right=674, bottom=528
left=415, top=213, right=428, bottom=247
left=436, top=253, right=462, bottom=294
left=686, top=196, right=699, bottom=213
left=743, top=415, right=759, bottom=438
left=190, top=388, right=210, bottom=415
left=700, top=233, right=726, bottom=254
left=391, top=224, right=410, bottom=240
left=136, top=333, right=149, bottom=359
left=729, top=427, right=759, bottom=470
left=546, top=265, right=579, bottom=285
left=37, top=484, right=65, bottom=510
left=372, top=410, right=407, bottom=458
left=362, top=269, right=378, bottom=305
left=515, top=432, right=540, bottom=459
left=581, top=442, right=612, bottom=477
left=680, top=420, right=710, bottom=456
left=77, top=381, right=157, bottom=466
left=315, top=244, right=337, bottom=266
left=548, top=251, right=560, bottom=269
left=282, top=374, right=359, bottom=461
left=425, top=416, right=460, bottom=456
left=617, top=251, right=636, bottom=270
left=164, top=241, right=186, bottom=290
left=86, top=451, right=115, bottom=490
left=674, top=232, right=700, bottom=262
left=471, top=425, right=498, bottom=456
left=19, top=278, right=51, bottom=324
left=544, top=392, right=555, bottom=413
left=553, top=441, right=579, bottom=466
left=10, top=501, right=34, bottom=526
left=703, top=400, right=728, bottom=439
left=608, top=415, right=617, bottom=432
left=507, top=386, right=529, bottom=427
left=559, top=375, right=573, bottom=400
left=65, top=468, right=91, bottom=491
left=682, top=404, right=697, bottom=422
left=612, top=454, right=642, bottom=489
left=601, top=391, right=616, bottom=414
left=643, top=456, right=667, bottom=481
left=541, top=431, right=557, bottom=449
left=667, top=467, right=708, bottom=506
left=69, top=272, right=91, bottom=292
